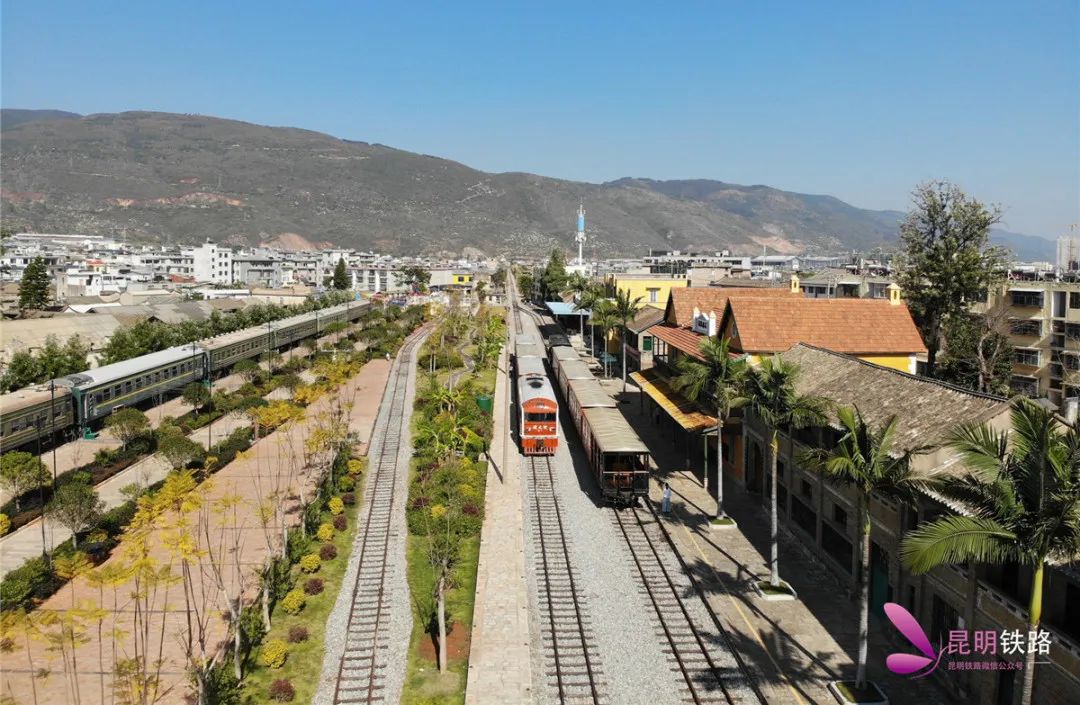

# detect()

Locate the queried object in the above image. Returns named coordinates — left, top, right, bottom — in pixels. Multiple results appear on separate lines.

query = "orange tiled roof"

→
left=651, top=323, right=707, bottom=359
left=724, top=297, right=928, bottom=355
left=666, top=286, right=798, bottom=327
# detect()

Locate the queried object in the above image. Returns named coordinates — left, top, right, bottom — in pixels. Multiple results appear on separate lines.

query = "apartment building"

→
left=983, top=280, right=1080, bottom=406
left=189, top=241, right=234, bottom=284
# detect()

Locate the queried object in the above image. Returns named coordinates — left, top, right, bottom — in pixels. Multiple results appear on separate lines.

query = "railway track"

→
left=526, top=454, right=607, bottom=705
left=333, top=326, right=427, bottom=705
left=612, top=501, right=765, bottom=705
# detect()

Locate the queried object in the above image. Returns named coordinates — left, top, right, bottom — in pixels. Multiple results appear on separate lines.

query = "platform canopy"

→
left=545, top=301, right=587, bottom=317
left=630, top=368, right=717, bottom=433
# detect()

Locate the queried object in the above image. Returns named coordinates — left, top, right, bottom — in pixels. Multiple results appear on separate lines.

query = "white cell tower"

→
left=575, top=202, right=586, bottom=265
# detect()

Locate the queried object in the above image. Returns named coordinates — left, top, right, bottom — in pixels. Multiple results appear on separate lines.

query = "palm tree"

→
left=901, top=398, right=1080, bottom=705
left=576, top=285, right=605, bottom=356
left=801, top=407, right=930, bottom=693
left=589, top=300, right=619, bottom=378
left=671, top=337, right=748, bottom=522
left=563, top=272, right=591, bottom=342
left=612, top=289, right=644, bottom=394
left=746, top=355, right=829, bottom=591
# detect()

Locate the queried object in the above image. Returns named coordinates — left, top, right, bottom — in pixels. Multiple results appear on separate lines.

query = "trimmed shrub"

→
left=346, top=458, right=364, bottom=475
left=0, top=513, right=9, bottom=536
left=269, top=679, right=295, bottom=702
left=319, top=543, right=338, bottom=560
left=303, top=577, right=324, bottom=595
left=333, top=514, right=347, bottom=531
left=287, top=625, right=309, bottom=644
left=316, top=522, right=335, bottom=543
left=259, top=639, right=288, bottom=669
left=342, top=492, right=356, bottom=506
left=299, top=553, right=321, bottom=573
left=280, top=588, right=306, bottom=615
left=338, top=475, right=355, bottom=492
left=328, top=497, right=345, bottom=516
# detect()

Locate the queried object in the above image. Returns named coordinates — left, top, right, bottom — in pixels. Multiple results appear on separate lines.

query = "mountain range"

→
left=0, top=109, right=1055, bottom=260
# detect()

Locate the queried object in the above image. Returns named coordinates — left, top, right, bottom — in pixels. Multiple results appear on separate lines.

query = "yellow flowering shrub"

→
left=281, top=588, right=306, bottom=615
left=259, top=639, right=288, bottom=668
left=0, top=514, right=9, bottom=537
left=347, top=458, right=364, bottom=476
left=328, top=497, right=345, bottom=516
left=299, top=553, right=321, bottom=573
left=317, top=522, right=335, bottom=542
left=430, top=504, right=448, bottom=520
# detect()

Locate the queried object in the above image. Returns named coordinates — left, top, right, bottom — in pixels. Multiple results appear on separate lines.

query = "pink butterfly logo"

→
left=883, top=602, right=945, bottom=678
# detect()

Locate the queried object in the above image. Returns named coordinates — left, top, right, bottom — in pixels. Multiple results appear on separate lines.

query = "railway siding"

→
left=316, top=325, right=429, bottom=705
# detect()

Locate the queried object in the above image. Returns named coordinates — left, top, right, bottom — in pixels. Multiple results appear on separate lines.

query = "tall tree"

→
left=541, top=248, right=568, bottom=300
left=589, top=300, right=618, bottom=378
left=18, top=256, right=51, bottom=311
left=611, top=289, right=644, bottom=394
left=800, top=408, right=929, bottom=693
left=400, top=265, right=431, bottom=294
left=937, top=304, right=1013, bottom=396
left=901, top=398, right=1080, bottom=705
left=896, top=181, right=1008, bottom=376
left=332, top=257, right=350, bottom=290
left=745, top=355, right=828, bottom=591
left=0, top=451, right=50, bottom=511
left=672, top=337, right=748, bottom=522
left=105, top=408, right=150, bottom=451
left=562, top=272, right=591, bottom=341
left=47, top=481, right=104, bottom=549
left=576, top=286, right=605, bottom=356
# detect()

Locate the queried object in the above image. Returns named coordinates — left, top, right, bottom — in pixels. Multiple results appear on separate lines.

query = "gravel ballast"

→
left=314, top=332, right=427, bottom=705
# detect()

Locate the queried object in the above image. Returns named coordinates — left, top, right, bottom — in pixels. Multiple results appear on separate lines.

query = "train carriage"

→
left=579, top=406, right=650, bottom=504
left=516, top=355, right=558, bottom=455
left=565, top=377, right=617, bottom=420
left=55, top=345, right=208, bottom=430
left=0, top=386, right=74, bottom=453
left=549, top=343, right=579, bottom=370
left=515, top=342, right=546, bottom=361
left=554, top=357, right=594, bottom=402
left=203, top=326, right=271, bottom=374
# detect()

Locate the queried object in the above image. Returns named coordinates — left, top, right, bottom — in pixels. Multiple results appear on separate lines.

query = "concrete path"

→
left=465, top=341, right=533, bottom=705
left=602, top=379, right=956, bottom=705
left=0, top=418, right=228, bottom=576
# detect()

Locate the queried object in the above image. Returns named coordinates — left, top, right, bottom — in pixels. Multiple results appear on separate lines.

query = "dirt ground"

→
left=0, top=359, right=392, bottom=705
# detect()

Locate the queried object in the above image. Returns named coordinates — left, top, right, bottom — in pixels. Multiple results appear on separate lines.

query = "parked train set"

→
left=512, top=306, right=650, bottom=504
left=0, top=300, right=371, bottom=453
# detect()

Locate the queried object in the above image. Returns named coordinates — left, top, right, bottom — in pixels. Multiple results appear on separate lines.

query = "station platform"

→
left=464, top=342, right=533, bottom=705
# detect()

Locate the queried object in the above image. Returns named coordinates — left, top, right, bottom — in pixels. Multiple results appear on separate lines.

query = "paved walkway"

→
left=464, top=341, right=533, bottom=705
left=0, top=415, right=239, bottom=576
left=602, top=379, right=956, bottom=705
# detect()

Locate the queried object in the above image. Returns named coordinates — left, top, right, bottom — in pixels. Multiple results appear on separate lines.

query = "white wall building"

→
left=190, top=241, right=234, bottom=284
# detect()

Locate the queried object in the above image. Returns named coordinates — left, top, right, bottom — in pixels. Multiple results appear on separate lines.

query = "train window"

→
left=103, top=388, right=112, bottom=401
left=526, top=413, right=557, bottom=422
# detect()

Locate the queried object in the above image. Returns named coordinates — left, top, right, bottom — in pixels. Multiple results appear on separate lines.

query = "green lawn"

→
left=240, top=475, right=364, bottom=705
left=400, top=533, right=481, bottom=705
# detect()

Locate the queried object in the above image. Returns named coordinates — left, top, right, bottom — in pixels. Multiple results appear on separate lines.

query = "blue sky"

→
left=2, top=1, right=1077, bottom=237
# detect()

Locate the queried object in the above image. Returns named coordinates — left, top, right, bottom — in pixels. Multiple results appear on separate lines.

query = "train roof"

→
left=582, top=407, right=650, bottom=454
left=567, top=378, right=617, bottom=408
left=517, top=369, right=556, bottom=405
left=55, top=344, right=205, bottom=389
left=546, top=334, right=572, bottom=349
left=0, top=384, right=71, bottom=414
left=200, top=323, right=269, bottom=351
left=550, top=346, right=579, bottom=362
left=515, top=342, right=546, bottom=360
left=516, top=356, right=546, bottom=378
left=558, top=358, right=594, bottom=381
